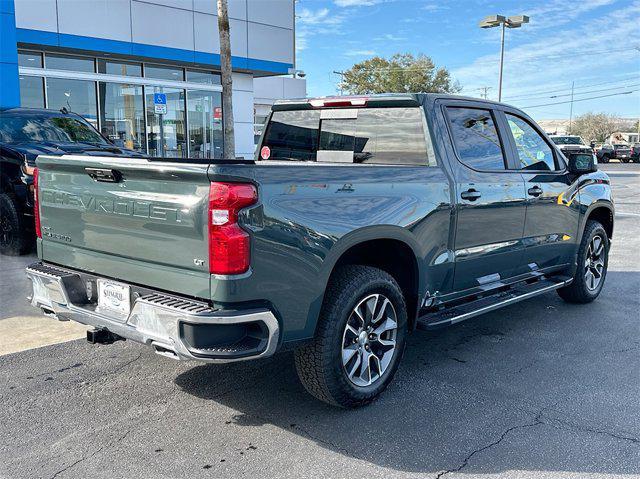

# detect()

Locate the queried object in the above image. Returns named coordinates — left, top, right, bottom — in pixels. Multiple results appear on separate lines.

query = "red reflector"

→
left=33, top=167, right=42, bottom=238
left=208, top=182, right=257, bottom=275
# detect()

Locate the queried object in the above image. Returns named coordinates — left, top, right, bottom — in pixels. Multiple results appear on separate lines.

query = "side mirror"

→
left=568, top=153, right=597, bottom=175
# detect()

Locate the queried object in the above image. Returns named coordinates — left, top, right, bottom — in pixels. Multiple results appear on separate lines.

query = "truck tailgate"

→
left=36, top=155, right=211, bottom=298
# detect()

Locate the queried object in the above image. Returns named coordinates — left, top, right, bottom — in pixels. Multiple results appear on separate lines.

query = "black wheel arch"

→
left=581, top=202, right=614, bottom=241
left=316, top=227, right=425, bottom=333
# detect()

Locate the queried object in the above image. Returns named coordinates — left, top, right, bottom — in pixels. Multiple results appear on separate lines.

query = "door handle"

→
left=460, top=189, right=482, bottom=201
left=85, top=168, right=122, bottom=183
left=528, top=186, right=543, bottom=197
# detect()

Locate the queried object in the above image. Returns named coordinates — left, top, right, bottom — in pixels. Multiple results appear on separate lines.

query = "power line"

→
left=512, top=82, right=640, bottom=103
left=547, top=83, right=640, bottom=99
left=521, top=90, right=638, bottom=109
left=504, top=74, right=640, bottom=100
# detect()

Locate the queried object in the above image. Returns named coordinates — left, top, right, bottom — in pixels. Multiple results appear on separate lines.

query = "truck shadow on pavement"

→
left=174, top=271, right=640, bottom=476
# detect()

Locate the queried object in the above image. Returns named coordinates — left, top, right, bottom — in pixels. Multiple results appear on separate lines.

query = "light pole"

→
left=479, top=15, right=529, bottom=102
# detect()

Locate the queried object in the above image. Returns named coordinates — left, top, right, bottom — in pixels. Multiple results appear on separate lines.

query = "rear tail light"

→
left=33, top=167, right=42, bottom=238
left=208, top=182, right=258, bottom=275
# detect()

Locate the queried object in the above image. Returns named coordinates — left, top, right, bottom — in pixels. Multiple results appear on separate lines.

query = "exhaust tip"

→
left=41, top=307, right=61, bottom=321
left=153, top=343, right=180, bottom=360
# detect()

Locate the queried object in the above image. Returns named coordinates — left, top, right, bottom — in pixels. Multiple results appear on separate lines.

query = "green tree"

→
left=339, top=53, right=461, bottom=95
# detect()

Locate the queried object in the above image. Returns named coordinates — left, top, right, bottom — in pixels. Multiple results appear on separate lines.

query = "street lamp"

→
left=479, top=14, right=529, bottom=102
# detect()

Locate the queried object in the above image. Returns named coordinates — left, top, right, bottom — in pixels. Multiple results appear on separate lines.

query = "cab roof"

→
left=272, top=93, right=506, bottom=111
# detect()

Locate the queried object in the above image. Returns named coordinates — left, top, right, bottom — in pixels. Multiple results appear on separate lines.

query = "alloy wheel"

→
left=584, top=235, right=606, bottom=291
left=341, top=293, right=398, bottom=387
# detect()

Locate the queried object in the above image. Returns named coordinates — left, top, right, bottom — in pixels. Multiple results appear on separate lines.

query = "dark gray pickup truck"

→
left=27, top=94, right=613, bottom=407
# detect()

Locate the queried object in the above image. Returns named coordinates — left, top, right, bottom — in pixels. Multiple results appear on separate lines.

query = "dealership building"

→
left=0, top=0, right=296, bottom=159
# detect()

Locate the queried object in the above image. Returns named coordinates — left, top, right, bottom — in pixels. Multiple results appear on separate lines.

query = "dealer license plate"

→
left=97, top=279, right=131, bottom=317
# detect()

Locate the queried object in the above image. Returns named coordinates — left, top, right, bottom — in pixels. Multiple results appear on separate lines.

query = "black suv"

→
left=0, top=108, right=144, bottom=255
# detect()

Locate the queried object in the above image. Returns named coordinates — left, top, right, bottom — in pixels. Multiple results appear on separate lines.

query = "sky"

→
left=294, top=0, right=640, bottom=122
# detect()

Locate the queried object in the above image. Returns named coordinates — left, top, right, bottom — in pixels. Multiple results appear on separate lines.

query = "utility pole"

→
left=217, top=0, right=235, bottom=159
left=568, top=81, right=575, bottom=134
left=477, top=86, right=492, bottom=99
left=333, top=70, right=345, bottom=95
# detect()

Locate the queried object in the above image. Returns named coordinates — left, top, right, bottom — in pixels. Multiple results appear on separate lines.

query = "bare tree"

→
left=217, top=0, right=235, bottom=158
left=571, top=112, right=625, bottom=143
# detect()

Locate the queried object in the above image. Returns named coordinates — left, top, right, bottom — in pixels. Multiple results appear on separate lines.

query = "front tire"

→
left=294, top=265, right=408, bottom=408
left=0, top=193, right=29, bottom=256
left=600, top=155, right=610, bottom=163
left=557, top=220, right=609, bottom=303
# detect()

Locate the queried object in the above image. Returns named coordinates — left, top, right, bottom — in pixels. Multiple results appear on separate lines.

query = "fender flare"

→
left=296, top=226, right=425, bottom=339
left=318, top=225, right=425, bottom=292
left=580, top=200, right=614, bottom=238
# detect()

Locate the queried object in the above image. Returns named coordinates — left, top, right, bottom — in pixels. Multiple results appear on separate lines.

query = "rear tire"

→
left=621, top=158, right=630, bottom=163
left=599, top=155, right=610, bottom=163
left=294, top=265, right=408, bottom=408
left=0, top=193, right=29, bottom=256
left=557, top=220, right=609, bottom=304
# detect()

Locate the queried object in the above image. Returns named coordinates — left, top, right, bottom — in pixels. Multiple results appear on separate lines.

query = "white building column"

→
left=232, top=72, right=255, bottom=159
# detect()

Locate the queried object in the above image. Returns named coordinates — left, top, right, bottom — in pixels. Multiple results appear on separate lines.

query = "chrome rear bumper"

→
left=25, top=262, right=279, bottom=362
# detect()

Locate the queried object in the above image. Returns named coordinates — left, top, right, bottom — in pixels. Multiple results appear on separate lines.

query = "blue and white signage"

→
left=153, top=93, right=167, bottom=114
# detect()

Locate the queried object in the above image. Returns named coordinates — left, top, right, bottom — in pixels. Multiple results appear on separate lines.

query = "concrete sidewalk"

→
left=0, top=253, right=86, bottom=356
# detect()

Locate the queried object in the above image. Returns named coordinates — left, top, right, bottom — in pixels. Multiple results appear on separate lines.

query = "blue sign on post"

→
left=153, top=93, right=167, bottom=114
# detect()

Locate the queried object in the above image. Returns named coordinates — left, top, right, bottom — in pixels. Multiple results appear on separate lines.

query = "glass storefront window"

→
left=19, top=76, right=45, bottom=108
left=45, top=54, right=95, bottom=72
left=46, top=78, right=98, bottom=126
left=145, top=87, right=187, bottom=158
left=99, top=82, right=145, bottom=152
left=97, top=60, right=142, bottom=77
left=18, top=51, right=43, bottom=68
left=144, top=64, right=184, bottom=81
left=16, top=51, right=227, bottom=159
left=187, top=90, right=223, bottom=159
left=186, top=69, right=221, bottom=85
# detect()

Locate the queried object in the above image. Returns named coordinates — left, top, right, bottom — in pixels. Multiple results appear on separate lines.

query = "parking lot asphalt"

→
left=0, top=163, right=638, bottom=479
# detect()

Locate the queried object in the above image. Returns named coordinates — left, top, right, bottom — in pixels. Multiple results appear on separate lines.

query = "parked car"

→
left=597, top=143, right=633, bottom=163
left=631, top=144, right=640, bottom=163
left=26, top=94, right=613, bottom=408
left=549, top=135, right=594, bottom=158
left=0, top=108, right=144, bottom=255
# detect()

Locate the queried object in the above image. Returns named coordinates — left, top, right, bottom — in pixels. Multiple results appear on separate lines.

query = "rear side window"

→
left=260, top=107, right=431, bottom=165
left=506, top=114, right=556, bottom=171
left=446, top=107, right=506, bottom=170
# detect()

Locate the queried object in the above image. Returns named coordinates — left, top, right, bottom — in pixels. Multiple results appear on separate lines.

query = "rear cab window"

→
left=259, top=106, right=434, bottom=166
